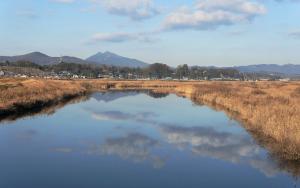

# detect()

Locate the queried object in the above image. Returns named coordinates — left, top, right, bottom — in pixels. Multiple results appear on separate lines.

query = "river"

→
left=0, top=91, right=298, bottom=188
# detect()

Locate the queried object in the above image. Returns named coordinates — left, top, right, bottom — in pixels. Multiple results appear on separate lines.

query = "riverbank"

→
left=1, top=78, right=300, bottom=159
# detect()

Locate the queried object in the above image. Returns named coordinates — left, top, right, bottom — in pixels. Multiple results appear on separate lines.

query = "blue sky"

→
left=1, top=0, right=300, bottom=66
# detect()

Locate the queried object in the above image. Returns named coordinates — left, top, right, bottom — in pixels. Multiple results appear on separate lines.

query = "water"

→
left=0, top=91, right=298, bottom=188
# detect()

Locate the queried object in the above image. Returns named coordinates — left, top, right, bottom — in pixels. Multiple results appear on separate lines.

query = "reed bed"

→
left=0, top=78, right=89, bottom=113
left=190, top=81, right=300, bottom=159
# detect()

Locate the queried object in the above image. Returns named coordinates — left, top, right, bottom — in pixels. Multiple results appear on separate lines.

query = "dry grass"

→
left=0, top=78, right=91, bottom=112
left=190, top=81, right=300, bottom=160
left=1, top=78, right=300, bottom=160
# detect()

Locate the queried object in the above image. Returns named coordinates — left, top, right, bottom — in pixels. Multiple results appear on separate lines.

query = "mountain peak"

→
left=94, top=52, right=103, bottom=56
left=86, top=51, right=148, bottom=68
left=93, top=51, right=117, bottom=56
left=103, top=51, right=116, bottom=55
left=26, top=52, right=49, bottom=57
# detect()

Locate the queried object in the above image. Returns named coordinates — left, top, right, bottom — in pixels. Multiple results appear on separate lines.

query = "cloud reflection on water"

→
left=91, top=111, right=157, bottom=122
left=159, top=125, right=280, bottom=177
left=160, top=126, right=259, bottom=163
left=52, top=104, right=284, bottom=177
left=88, top=133, right=165, bottom=169
left=16, top=129, right=38, bottom=140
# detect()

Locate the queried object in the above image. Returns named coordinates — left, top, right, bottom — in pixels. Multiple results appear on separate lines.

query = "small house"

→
left=72, top=74, right=79, bottom=79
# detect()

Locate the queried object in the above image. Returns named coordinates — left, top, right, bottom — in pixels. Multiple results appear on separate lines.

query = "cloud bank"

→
left=50, top=0, right=75, bottom=3
left=88, top=32, right=158, bottom=44
left=90, top=0, right=160, bottom=21
left=162, top=0, right=266, bottom=31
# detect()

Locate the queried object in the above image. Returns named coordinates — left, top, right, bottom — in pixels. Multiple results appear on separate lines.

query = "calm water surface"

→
left=0, top=91, right=298, bottom=188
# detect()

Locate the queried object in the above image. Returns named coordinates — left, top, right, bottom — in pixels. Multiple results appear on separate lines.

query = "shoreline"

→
left=0, top=92, right=88, bottom=121
left=1, top=78, right=300, bottom=159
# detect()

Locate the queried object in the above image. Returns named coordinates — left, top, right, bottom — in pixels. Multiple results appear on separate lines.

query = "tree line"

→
left=0, top=60, right=262, bottom=80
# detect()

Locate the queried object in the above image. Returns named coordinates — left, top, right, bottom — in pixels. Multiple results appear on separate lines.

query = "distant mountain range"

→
left=0, top=51, right=149, bottom=68
left=92, top=90, right=169, bottom=102
left=1, top=51, right=299, bottom=76
left=92, top=91, right=140, bottom=102
left=234, top=64, right=300, bottom=76
left=0, top=52, right=87, bottom=66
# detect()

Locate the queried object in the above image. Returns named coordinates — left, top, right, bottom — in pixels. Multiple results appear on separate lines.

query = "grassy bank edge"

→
left=1, top=78, right=300, bottom=160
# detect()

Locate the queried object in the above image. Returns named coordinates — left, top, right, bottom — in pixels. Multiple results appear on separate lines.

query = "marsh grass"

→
left=0, top=78, right=87, bottom=110
left=190, top=81, right=300, bottom=160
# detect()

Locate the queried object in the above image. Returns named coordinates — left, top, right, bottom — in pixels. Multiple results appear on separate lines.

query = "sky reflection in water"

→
left=0, top=91, right=298, bottom=188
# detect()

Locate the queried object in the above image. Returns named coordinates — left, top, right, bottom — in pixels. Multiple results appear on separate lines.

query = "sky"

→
left=0, top=0, right=300, bottom=67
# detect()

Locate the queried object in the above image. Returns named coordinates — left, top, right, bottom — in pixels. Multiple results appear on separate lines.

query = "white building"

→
left=279, top=78, right=290, bottom=82
left=72, top=74, right=79, bottom=79
left=0, top=70, right=4, bottom=76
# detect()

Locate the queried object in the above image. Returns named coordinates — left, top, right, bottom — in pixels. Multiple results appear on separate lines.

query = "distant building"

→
left=210, top=78, right=223, bottom=81
left=98, top=74, right=110, bottom=79
left=0, top=70, right=4, bottom=76
left=163, top=77, right=172, bottom=80
left=259, top=78, right=270, bottom=81
left=72, top=74, right=79, bottom=79
left=279, top=78, right=290, bottom=82
left=16, top=74, right=28, bottom=78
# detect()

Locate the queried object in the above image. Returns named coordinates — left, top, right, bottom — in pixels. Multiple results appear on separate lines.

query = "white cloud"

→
left=88, top=32, right=158, bottom=43
left=50, top=0, right=75, bottom=3
left=16, top=10, right=38, bottom=19
left=90, top=33, right=137, bottom=43
left=162, top=0, right=266, bottom=31
left=288, top=31, right=300, bottom=38
left=91, top=0, right=160, bottom=20
left=275, top=0, right=300, bottom=2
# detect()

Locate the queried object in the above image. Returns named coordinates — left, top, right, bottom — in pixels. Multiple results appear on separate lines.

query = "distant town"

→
left=0, top=60, right=294, bottom=81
